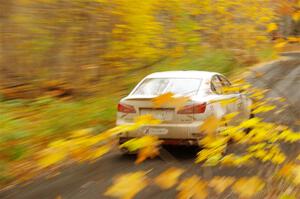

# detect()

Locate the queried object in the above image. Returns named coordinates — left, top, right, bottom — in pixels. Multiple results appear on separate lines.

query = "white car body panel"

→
left=116, top=71, right=252, bottom=145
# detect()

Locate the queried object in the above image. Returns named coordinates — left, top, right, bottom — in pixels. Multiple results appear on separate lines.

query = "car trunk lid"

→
left=121, top=96, right=194, bottom=123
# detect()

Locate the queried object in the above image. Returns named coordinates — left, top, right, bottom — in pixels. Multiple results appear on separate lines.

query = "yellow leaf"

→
left=196, top=140, right=227, bottom=164
left=252, top=105, right=276, bottom=114
left=277, top=163, right=296, bottom=177
left=222, top=86, right=241, bottom=94
left=267, top=23, right=278, bottom=32
left=177, top=175, right=208, bottom=199
left=233, top=154, right=253, bottom=166
left=220, top=154, right=236, bottom=166
left=232, top=131, right=247, bottom=143
left=203, top=153, right=222, bottom=166
left=38, top=149, right=66, bottom=168
left=134, top=114, right=161, bottom=126
left=274, top=41, right=288, bottom=49
left=152, top=92, right=190, bottom=109
left=272, top=153, right=286, bottom=164
left=279, top=132, right=294, bottom=142
left=135, top=145, right=159, bottom=164
left=247, top=143, right=267, bottom=152
left=279, top=194, right=296, bottom=199
left=253, top=149, right=267, bottom=159
left=120, top=135, right=162, bottom=163
left=69, top=129, right=92, bottom=138
left=292, top=11, right=300, bottom=22
left=169, top=96, right=190, bottom=110
left=208, top=176, right=235, bottom=194
left=120, top=135, right=161, bottom=151
left=249, top=89, right=268, bottom=100
left=196, top=148, right=215, bottom=163
left=88, top=145, right=110, bottom=161
left=291, top=165, right=300, bottom=184
left=154, top=167, right=184, bottom=189
left=221, top=154, right=253, bottom=166
left=104, top=115, right=160, bottom=138
left=287, top=37, right=300, bottom=43
left=212, top=98, right=238, bottom=107
left=104, top=171, right=148, bottom=199
left=223, top=112, right=239, bottom=123
left=199, top=116, right=219, bottom=135
left=277, top=164, right=300, bottom=184
left=152, top=92, right=174, bottom=107
left=205, top=137, right=228, bottom=149
left=232, top=177, right=265, bottom=198
left=240, top=118, right=261, bottom=128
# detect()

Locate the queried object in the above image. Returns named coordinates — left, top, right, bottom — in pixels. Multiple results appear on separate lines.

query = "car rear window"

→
left=132, top=78, right=202, bottom=96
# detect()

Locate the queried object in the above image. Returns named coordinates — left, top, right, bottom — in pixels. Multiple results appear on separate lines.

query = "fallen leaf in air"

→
left=223, top=112, right=239, bottom=122
left=38, top=149, right=66, bottom=168
left=135, top=145, right=159, bottom=164
left=152, top=92, right=190, bottom=109
left=169, top=96, right=190, bottom=110
left=252, top=105, right=276, bottom=114
left=120, top=135, right=162, bottom=164
left=69, top=128, right=92, bottom=138
left=88, top=144, right=111, bottom=161
left=154, top=167, right=184, bottom=189
left=152, top=92, right=174, bottom=107
left=287, top=37, right=300, bottom=43
left=240, top=117, right=261, bottom=128
left=290, top=165, right=300, bottom=185
left=267, top=23, right=278, bottom=32
left=199, top=116, right=219, bottom=135
left=177, top=175, right=208, bottom=199
left=104, top=171, right=148, bottom=199
left=292, top=11, right=300, bottom=21
left=120, top=135, right=161, bottom=152
left=279, top=194, right=296, bottom=199
left=274, top=41, right=288, bottom=49
left=277, top=163, right=296, bottom=178
left=232, top=176, right=265, bottom=198
left=219, top=98, right=238, bottom=107
left=208, top=176, right=235, bottom=194
left=134, top=114, right=161, bottom=126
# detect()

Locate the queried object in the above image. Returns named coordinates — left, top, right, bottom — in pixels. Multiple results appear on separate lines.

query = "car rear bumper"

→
left=117, top=121, right=205, bottom=140
left=119, top=137, right=200, bottom=146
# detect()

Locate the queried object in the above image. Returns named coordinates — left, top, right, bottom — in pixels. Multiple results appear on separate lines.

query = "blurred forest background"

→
left=0, top=0, right=300, bottom=184
left=1, top=0, right=299, bottom=98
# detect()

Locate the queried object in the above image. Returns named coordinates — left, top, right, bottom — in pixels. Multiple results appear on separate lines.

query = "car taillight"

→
left=117, top=103, right=136, bottom=113
left=177, top=103, right=206, bottom=114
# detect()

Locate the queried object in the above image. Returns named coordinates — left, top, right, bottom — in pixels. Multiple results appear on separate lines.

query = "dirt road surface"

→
left=1, top=53, right=299, bottom=199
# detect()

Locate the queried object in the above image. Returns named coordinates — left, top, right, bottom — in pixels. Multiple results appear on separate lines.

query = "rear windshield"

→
left=132, top=78, right=202, bottom=96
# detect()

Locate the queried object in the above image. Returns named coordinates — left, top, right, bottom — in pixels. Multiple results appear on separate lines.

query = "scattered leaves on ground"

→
left=177, top=175, right=208, bottom=199
left=232, top=176, right=265, bottom=198
left=104, top=171, right=148, bottom=199
left=154, top=167, right=184, bottom=189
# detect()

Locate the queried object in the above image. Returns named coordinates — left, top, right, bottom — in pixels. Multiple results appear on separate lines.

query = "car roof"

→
left=145, top=71, right=221, bottom=79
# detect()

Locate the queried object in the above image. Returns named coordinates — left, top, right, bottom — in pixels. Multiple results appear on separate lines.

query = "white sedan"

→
left=117, top=71, right=252, bottom=145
